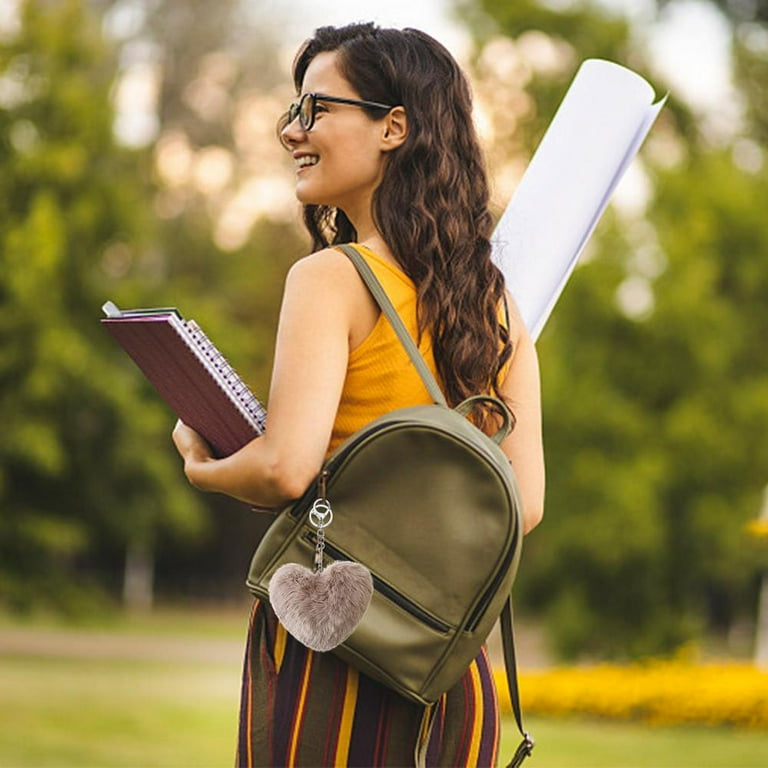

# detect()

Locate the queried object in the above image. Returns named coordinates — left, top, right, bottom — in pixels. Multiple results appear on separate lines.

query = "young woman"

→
left=172, top=22, right=545, bottom=767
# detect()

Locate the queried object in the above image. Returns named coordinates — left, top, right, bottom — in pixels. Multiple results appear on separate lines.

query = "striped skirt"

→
left=236, top=600, right=500, bottom=767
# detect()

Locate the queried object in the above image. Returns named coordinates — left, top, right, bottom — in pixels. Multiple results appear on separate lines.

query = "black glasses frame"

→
left=287, top=92, right=394, bottom=132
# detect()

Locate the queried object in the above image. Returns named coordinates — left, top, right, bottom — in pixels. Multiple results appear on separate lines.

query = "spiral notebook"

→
left=101, top=301, right=266, bottom=458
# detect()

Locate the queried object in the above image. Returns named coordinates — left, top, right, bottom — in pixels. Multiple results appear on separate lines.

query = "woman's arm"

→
left=498, top=294, right=546, bottom=534
left=172, top=249, right=362, bottom=507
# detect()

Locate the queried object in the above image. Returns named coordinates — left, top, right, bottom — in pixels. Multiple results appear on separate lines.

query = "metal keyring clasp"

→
left=309, top=498, right=333, bottom=529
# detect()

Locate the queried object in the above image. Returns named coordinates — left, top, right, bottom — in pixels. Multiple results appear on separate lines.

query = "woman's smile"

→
left=294, top=152, right=319, bottom=171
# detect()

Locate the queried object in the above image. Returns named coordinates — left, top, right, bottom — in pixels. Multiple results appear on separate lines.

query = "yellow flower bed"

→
left=495, top=662, right=768, bottom=728
left=746, top=518, right=768, bottom=539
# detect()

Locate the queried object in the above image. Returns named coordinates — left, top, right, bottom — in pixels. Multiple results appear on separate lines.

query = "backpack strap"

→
left=336, top=243, right=447, bottom=407
left=501, top=598, right=535, bottom=767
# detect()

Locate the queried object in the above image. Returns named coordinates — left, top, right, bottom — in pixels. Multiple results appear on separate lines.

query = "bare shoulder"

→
left=283, top=248, right=374, bottom=337
left=284, top=248, right=370, bottom=312
left=287, top=247, right=361, bottom=288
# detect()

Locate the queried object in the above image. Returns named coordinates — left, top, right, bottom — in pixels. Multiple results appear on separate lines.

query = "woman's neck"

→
left=344, top=209, right=399, bottom=267
left=353, top=230, right=400, bottom=268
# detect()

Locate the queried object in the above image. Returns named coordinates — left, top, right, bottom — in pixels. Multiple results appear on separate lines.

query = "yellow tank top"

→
left=328, top=244, right=439, bottom=454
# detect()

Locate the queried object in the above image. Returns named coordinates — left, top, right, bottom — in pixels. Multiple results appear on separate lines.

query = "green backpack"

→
left=246, top=243, right=533, bottom=767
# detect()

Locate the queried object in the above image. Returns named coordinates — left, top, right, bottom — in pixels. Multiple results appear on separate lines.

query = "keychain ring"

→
left=309, top=499, right=333, bottom=529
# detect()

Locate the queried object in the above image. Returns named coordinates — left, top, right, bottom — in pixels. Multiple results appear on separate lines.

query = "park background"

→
left=1, top=0, right=767, bottom=765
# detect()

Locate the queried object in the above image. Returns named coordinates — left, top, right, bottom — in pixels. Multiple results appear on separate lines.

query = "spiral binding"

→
left=185, top=319, right=267, bottom=434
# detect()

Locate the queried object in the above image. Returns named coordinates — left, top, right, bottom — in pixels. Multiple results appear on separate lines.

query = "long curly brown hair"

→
left=282, top=23, right=512, bottom=424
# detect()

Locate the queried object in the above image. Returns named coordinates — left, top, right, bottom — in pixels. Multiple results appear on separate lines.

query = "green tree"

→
left=0, top=0, right=204, bottom=613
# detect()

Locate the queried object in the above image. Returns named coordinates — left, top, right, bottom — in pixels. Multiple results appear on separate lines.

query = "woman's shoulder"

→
left=284, top=247, right=375, bottom=317
left=289, top=246, right=354, bottom=279
left=284, top=247, right=365, bottom=294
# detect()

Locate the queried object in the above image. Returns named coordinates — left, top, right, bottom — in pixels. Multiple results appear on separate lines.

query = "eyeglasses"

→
left=286, top=92, right=394, bottom=132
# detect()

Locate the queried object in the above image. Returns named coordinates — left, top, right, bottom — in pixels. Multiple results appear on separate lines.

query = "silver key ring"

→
left=309, top=498, right=333, bottom=529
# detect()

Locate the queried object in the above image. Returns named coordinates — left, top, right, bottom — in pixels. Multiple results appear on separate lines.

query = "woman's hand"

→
left=171, top=420, right=214, bottom=489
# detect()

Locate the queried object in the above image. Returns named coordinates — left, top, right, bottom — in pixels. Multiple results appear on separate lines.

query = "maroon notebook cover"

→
left=102, top=313, right=265, bottom=458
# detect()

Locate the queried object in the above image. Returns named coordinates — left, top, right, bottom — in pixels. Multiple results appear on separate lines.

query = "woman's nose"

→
left=281, top=115, right=305, bottom=147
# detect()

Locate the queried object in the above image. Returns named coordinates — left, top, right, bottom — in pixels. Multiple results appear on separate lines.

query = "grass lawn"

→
left=499, top=716, right=768, bottom=768
left=1, top=609, right=767, bottom=767
left=0, top=654, right=241, bottom=767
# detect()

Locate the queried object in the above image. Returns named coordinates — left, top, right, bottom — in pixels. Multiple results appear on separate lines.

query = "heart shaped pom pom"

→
left=269, top=561, right=374, bottom=652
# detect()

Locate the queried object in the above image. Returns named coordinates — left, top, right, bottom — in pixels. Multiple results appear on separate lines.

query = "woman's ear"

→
left=380, top=106, right=408, bottom=151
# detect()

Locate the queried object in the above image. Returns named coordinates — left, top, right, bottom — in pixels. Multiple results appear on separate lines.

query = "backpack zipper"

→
left=466, top=534, right=520, bottom=631
left=303, top=532, right=451, bottom=634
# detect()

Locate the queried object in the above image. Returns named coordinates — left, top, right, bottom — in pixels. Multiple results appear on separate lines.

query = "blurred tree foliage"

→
left=0, top=0, right=205, bottom=612
left=463, top=0, right=768, bottom=658
left=0, top=0, right=305, bottom=613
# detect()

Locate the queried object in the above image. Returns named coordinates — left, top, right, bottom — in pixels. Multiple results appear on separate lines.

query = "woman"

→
left=173, top=22, right=545, bottom=767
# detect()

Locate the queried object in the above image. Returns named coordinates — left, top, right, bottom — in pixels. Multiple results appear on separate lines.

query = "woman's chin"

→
left=294, top=183, right=321, bottom=206
left=295, top=188, right=336, bottom=209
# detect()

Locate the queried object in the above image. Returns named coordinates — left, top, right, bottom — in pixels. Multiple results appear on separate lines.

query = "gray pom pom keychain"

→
left=269, top=475, right=373, bottom=652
